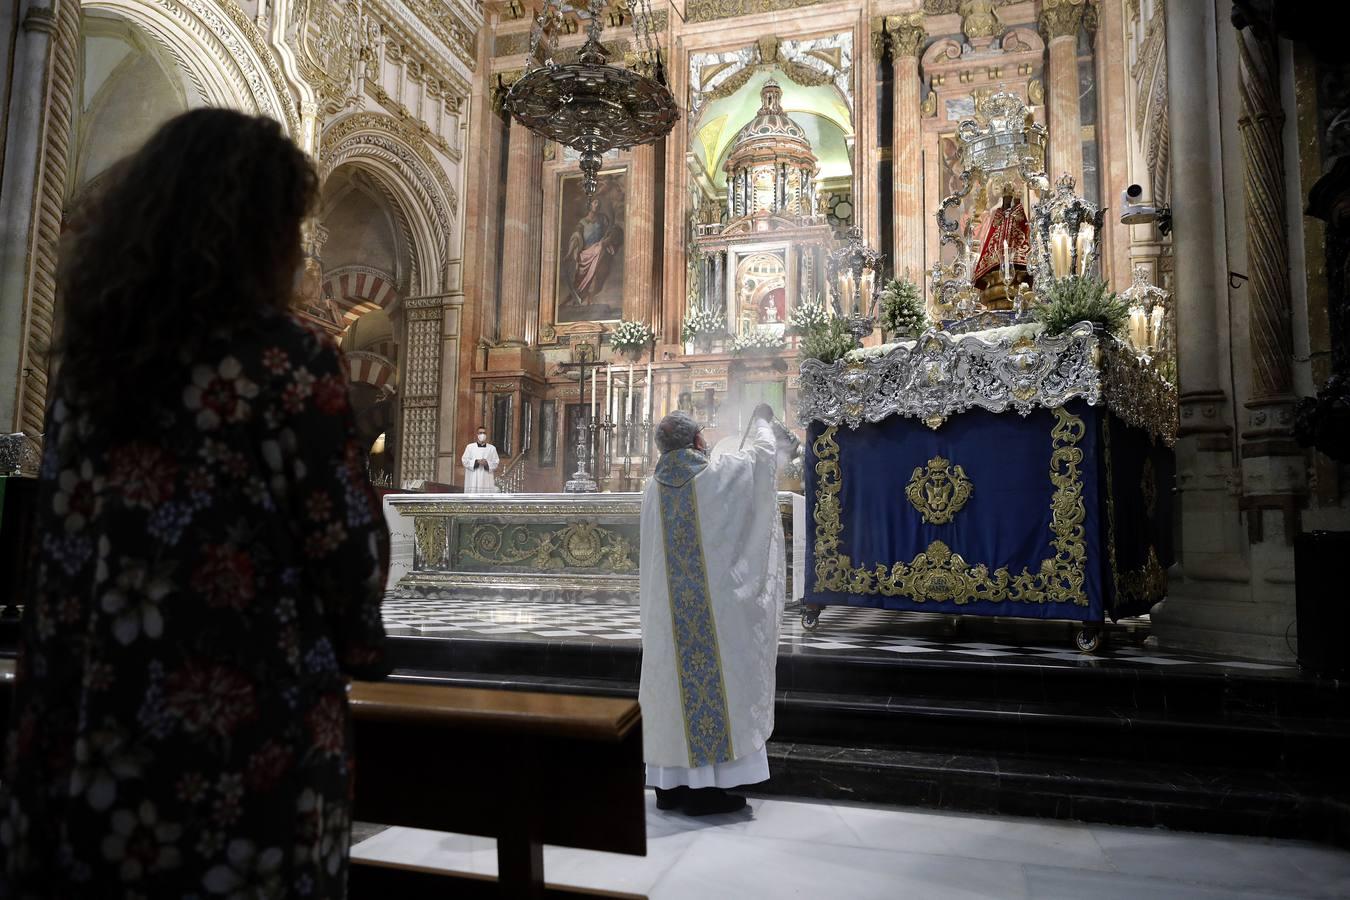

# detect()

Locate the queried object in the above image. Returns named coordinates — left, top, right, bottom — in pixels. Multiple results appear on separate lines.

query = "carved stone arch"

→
left=319, top=113, right=458, bottom=488
left=321, top=172, right=417, bottom=295
left=82, top=0, right=299, bottom=136
left=322, top=265, right=399, bottom=325
left=319, top=114, right=458, bottom=295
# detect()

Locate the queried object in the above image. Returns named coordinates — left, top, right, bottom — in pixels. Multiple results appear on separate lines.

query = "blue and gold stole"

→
left=653, top=448, right=734, bottom=768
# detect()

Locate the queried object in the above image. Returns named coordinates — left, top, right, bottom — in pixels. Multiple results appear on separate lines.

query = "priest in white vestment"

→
left=461, top=428, right=500, bottom=493
left=639, top=406, right=784, bottom=816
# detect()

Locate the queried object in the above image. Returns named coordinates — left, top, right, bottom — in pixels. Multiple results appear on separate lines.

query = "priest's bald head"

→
left=655, top=411, right=706, bottom=454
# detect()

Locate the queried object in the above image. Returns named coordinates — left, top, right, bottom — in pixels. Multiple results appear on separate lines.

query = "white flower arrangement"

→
left=728, top=330, right=787, bottom=355
left=609, top=320, right=654, bottom=352
left=843, top=321, right=1046, bottom=361
left=879, top=277, right=927, bottom=338
left=787, top=295, right=831, bottom=336
left=681, top=307, right=727, bottom=344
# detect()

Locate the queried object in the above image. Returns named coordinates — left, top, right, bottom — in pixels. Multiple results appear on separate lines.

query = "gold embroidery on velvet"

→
left=905, top=456, right=974, bottom=524
left=812, top=407, right=1089, bottom=606
left=1140, top=457, right=1158, bottom=520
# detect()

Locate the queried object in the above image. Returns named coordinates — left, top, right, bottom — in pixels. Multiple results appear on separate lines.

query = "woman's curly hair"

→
left=55, top=108, right=318, bottom=420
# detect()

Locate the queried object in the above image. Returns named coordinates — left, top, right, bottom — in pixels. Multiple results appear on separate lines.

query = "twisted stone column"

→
left=1237, top=23, right=1297, bottom=444
left=625, top=142, right=656, bottom=328
left=889, top=13, right=926, bottom=281
left=0, top=0, right=79, bottom=437
left=498, top=119, right=542, bottom=346
left=1039, top=0, right=1086, bottom=186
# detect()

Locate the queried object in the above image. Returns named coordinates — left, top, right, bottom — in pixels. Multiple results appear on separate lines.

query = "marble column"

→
left=624, top=142, right=657, bottom=327
left=889, top=13, right=927, bottom=282
left=1165, top=5, right=1228, bottom=418
left=0, top=0, right=78, bottom=437
left=1039, top=0, right=1086, bottom=186
left=1150, top=0, right=1292, bottom=661
left=498, top=119, right=542, bottom=346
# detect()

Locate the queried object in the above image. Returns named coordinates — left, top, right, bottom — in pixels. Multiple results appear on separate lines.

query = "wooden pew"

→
left=0, top=662, right=646, bottom=898
left=348, top=681, right=647, bottom=899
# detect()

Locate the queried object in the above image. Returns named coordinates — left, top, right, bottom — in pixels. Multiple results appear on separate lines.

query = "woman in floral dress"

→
left=1, top=109, right=389, bottom=897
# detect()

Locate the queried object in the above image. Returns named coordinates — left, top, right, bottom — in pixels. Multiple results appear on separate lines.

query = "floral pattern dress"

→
left=1, top=312, right=389, bottom=898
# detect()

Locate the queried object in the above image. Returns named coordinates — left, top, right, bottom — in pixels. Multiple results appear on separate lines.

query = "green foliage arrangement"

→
left=1033, top=276, right=1130, bottom=337
left=787, top=295, right=831, bottom=336
left=799, top=316, right=856, bottom=365
left=728, top=330, right=787, bottom=355
left=609, top=320, right=654, bottom=352
left=680, top=307, right=727, bottom=344
left=879, top=277, right=927, bottom=339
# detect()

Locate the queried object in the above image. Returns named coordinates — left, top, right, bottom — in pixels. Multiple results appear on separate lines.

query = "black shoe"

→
left=682, top=788, right=747, bottom=816
left=655, top=786, right=689, bottom=810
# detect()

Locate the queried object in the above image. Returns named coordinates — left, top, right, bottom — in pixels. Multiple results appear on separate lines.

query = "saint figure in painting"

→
left=758, top=288, right=785, bottom=325
left=564, top=196, right=619, bottom=309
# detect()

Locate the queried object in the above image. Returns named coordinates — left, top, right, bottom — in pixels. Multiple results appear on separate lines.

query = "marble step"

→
left=759, top=741, right=1350, bottom=848
left=385, top=632, right=1350, bottom=718
left=388, top=667, right=1350, bottom=773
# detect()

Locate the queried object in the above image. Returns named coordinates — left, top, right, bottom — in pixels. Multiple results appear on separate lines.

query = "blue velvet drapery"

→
left=805, top=400, right=1172, bottom=623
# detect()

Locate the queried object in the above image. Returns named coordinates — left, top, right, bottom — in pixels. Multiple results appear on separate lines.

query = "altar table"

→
left=797, top=324, right=1177, bottom=646
left=384, top=491, right=806, bottom=605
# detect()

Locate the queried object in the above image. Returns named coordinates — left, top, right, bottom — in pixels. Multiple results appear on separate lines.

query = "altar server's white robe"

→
left=639, top=420, right=784, bottom=788
left=461, top=442, right=499, bottom=493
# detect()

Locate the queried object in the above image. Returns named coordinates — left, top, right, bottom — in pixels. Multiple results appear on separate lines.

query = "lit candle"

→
left=1128, top=308, right=1148, bottom=351
left=836, top=271, right=850, bottom=308
left=590, top=367, right=596, bottom=418
left=1075, top=223, right=1095, bottom=275
left=645, top=362, right=653, bottom=422
left=1050, top=224, right=1071, bottom=279
left=859, top=269, right=874, bottom=306
left=605, top=364, right=612, bottom=423
left=844, top=270, right=856, bottom=312
left=1149, top=305, right=1165, bottom=351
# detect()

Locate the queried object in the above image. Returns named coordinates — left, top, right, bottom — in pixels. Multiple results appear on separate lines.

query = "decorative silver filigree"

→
left=796, top=324, right=1177, bottom=447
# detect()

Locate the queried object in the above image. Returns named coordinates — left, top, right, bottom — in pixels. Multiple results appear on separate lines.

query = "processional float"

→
left=797, top=93, right=1177, bottom=652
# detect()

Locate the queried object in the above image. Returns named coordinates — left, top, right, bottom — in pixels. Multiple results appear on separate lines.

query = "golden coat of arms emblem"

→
left=905, top=455, right=973, bottom=525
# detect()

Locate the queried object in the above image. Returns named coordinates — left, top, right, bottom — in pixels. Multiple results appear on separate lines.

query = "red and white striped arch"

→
left=322, top=266, right=398, bottom=325
left=343, top=351, right=397, bottom=392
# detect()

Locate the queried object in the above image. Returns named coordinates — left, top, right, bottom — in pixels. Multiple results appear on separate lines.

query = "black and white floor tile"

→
left=381, top=596, right=1295, bottom=674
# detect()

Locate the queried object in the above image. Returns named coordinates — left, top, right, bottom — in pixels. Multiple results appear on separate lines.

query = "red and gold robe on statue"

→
left=972, top=197, right=1032, bottom=286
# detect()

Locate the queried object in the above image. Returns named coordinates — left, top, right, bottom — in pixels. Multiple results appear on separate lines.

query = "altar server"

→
left=461, top=427, right=500, bottom=493
left=640, top=406, right=784, bottom=815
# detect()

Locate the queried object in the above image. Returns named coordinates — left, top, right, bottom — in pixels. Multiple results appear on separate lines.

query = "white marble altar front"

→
left=384, top=492, right=805, bottom=603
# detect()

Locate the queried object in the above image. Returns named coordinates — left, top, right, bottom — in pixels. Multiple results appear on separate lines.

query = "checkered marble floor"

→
left=381, top=595, right=1296, bottom=674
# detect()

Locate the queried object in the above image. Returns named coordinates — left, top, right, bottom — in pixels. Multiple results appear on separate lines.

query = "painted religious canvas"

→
left=556, top=169, right=626, bottom=323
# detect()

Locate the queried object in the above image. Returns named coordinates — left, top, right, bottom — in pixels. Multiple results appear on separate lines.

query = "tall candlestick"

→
left=590, top=367, right=596, bottom=418
left=605, top=365, right=612, bottom=422
left=645, top=362, right=652, bottom=422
